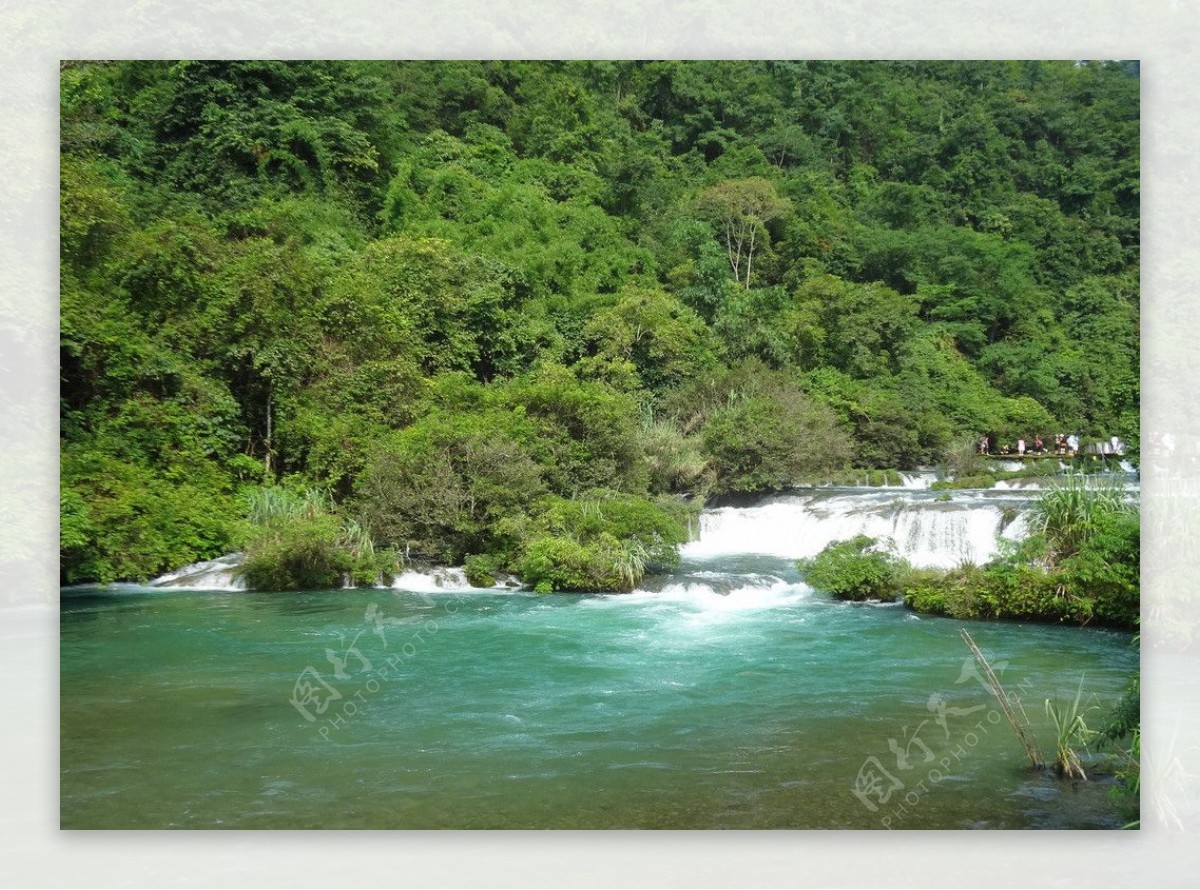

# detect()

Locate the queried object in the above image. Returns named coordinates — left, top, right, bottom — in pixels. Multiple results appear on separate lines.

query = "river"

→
left=60, top=484, right=1137, bottom=829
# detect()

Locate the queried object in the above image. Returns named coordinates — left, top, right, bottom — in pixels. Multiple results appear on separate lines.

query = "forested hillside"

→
left=59, top=60, right=1140, bottom=588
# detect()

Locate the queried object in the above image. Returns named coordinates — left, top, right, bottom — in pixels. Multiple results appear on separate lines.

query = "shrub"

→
left=798, top=535, right=905, bottom=601
left=901, top=558, right=1110, bottom=626
left=355, top=409, right=545, bottom=564
left=238, top=485, right=398, bottom=591
left=902, top=562, right=988, bottom=618
left=1033, top=472, right=1134, bottom=563
left=1060, top=510, right=1140, bottom=627
left=516, top=534, right=621, bottom=593
left=60, top=449, right=238, bottom=584
left=511, top=491, right=693, bottom=593
left=664, top=360, right=848, bottom=494
left=240, top=513, right=352, bottom=591
left=464, top=553, right=502, bottom=588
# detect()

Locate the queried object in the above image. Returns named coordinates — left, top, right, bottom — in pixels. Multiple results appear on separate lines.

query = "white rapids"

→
left=682, top=489, right=1033, bottom=569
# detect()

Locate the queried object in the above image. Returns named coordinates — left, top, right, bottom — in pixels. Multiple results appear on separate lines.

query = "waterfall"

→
left=681, top=489, right=1034, bottom=569
left=148, top=554, right=246, bottom=590
left=149, top=558, right=509, bottom=592
left=147, top=486, right=1082, bottom=590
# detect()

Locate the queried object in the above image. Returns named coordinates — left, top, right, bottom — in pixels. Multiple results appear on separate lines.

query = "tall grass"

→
left=1032, top=472, right=1133, bottom=562
left=240, top=486, right=396, bottom=590
left=941, top=435, right=987, bottom=481
left=338, top=518, right=376, bottom=560
left=611, top=540, right=649, bottom=590
left=1044, top=675, right=1098, bottom=780
left=246, top=486, right=330, bottom=528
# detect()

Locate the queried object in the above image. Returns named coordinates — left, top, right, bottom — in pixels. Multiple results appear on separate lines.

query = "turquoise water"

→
left=61, top=553, right=1136, bottom=829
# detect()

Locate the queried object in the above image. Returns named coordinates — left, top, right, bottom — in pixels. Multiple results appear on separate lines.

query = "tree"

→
left=695, top=177, right=790, bottom=288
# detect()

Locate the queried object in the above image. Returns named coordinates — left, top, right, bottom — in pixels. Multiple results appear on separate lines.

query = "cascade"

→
left=149, top=554, right=246, bottom=590
left=682, top=489, right=1034, bottom=569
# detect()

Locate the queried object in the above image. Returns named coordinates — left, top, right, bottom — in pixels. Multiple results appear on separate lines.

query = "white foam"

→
left=993, top=479, right=1044, bottom=490
left=899, top=470, right=937, bottom=489
left=681, top=492, right=1031, bottom=569
left=390, top=567, right=509, bottom=593
left=149, top=554, right=246, bottom=590
left=583, top=578, right=809, bottom=613
left=151, top=557, right=510, bottom=593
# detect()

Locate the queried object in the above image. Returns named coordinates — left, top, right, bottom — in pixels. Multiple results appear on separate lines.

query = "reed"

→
left=1044, top=675, right=1098, bottom=780
left=1032, top=472, right=1131, bottom=562
left=246, top=485, right=331, bottom=528
left=610, top=539, right=649, bottom=590
left=960, top=629, right=1045, bottom=770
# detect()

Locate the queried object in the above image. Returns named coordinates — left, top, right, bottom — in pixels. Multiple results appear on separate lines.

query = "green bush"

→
left=515, top=534, right=621, bottom=593
left=798, top=535, right=905, bottom=601
left=238, top=486, right=399, bottom=591
left=511, top=491, right=693, bottom=592
left=240, top=513, right=352, bottom=591
left=464, top=553, right=502, bottom=587
left=900, top=546, right=1131, bottom=627
left=1060, top=510, right=1140, bottom=627
left=60, top=449, right=238, bottom=585
left=355, top=406, right=546, bottom=564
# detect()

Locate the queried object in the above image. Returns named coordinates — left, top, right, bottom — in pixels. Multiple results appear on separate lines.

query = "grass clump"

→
left=1033, top=472, right=1134, bottom=564
left=1045, top=676, right=1099, bottom=780
left=238, top=485, right=399, bottom=591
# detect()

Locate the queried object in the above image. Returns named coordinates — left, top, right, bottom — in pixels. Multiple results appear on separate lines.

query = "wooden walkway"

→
left=983, top=452, right=1068, bottom=460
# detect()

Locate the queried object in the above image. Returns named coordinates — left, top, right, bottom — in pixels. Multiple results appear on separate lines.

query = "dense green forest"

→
left=59, top=60, right=1140, bottom=589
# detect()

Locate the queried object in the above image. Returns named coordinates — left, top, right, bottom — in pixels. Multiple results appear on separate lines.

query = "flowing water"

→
left=60, top=487, right=1137, bottom=829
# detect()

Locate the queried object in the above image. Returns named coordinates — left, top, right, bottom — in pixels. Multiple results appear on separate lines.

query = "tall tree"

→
left=695, top=177, right=790, bottom=288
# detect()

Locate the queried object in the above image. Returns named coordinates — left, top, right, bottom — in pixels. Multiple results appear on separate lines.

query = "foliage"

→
left=60, top=448, right=238, bottom=585
left=902, top=481, right=1138, bottom=628
left=1097, top=673, right=1140, bottom=821
left=354, top=403, right=546, bottom=564
left=1058, top=509, right=1140, bottom=627
left=664, top=361, right=848, bottom=493
left=511, top=492, right=694, bottom=593
left=1044, top=676, right=1099, bottom=780
left=464, top=553, right=503, bottom=588
left=793, top=468, right=906, bottom=487
left=238, top=485, right=398, bottom=591
left=797, top=535, right=904, bottom=601
left=1032, top=472, right=1134, bottom=563
left=941, top=435, right=988, bottom=481
left=695, top=177, right=791, bottom=288
left=59, top=60, right=1140, bottom=588
left=638, top=418, right=712, bottom=495
left=1098, top=673, right=1140, bottom=745
left=903, top=559, right=1096, bottom=624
